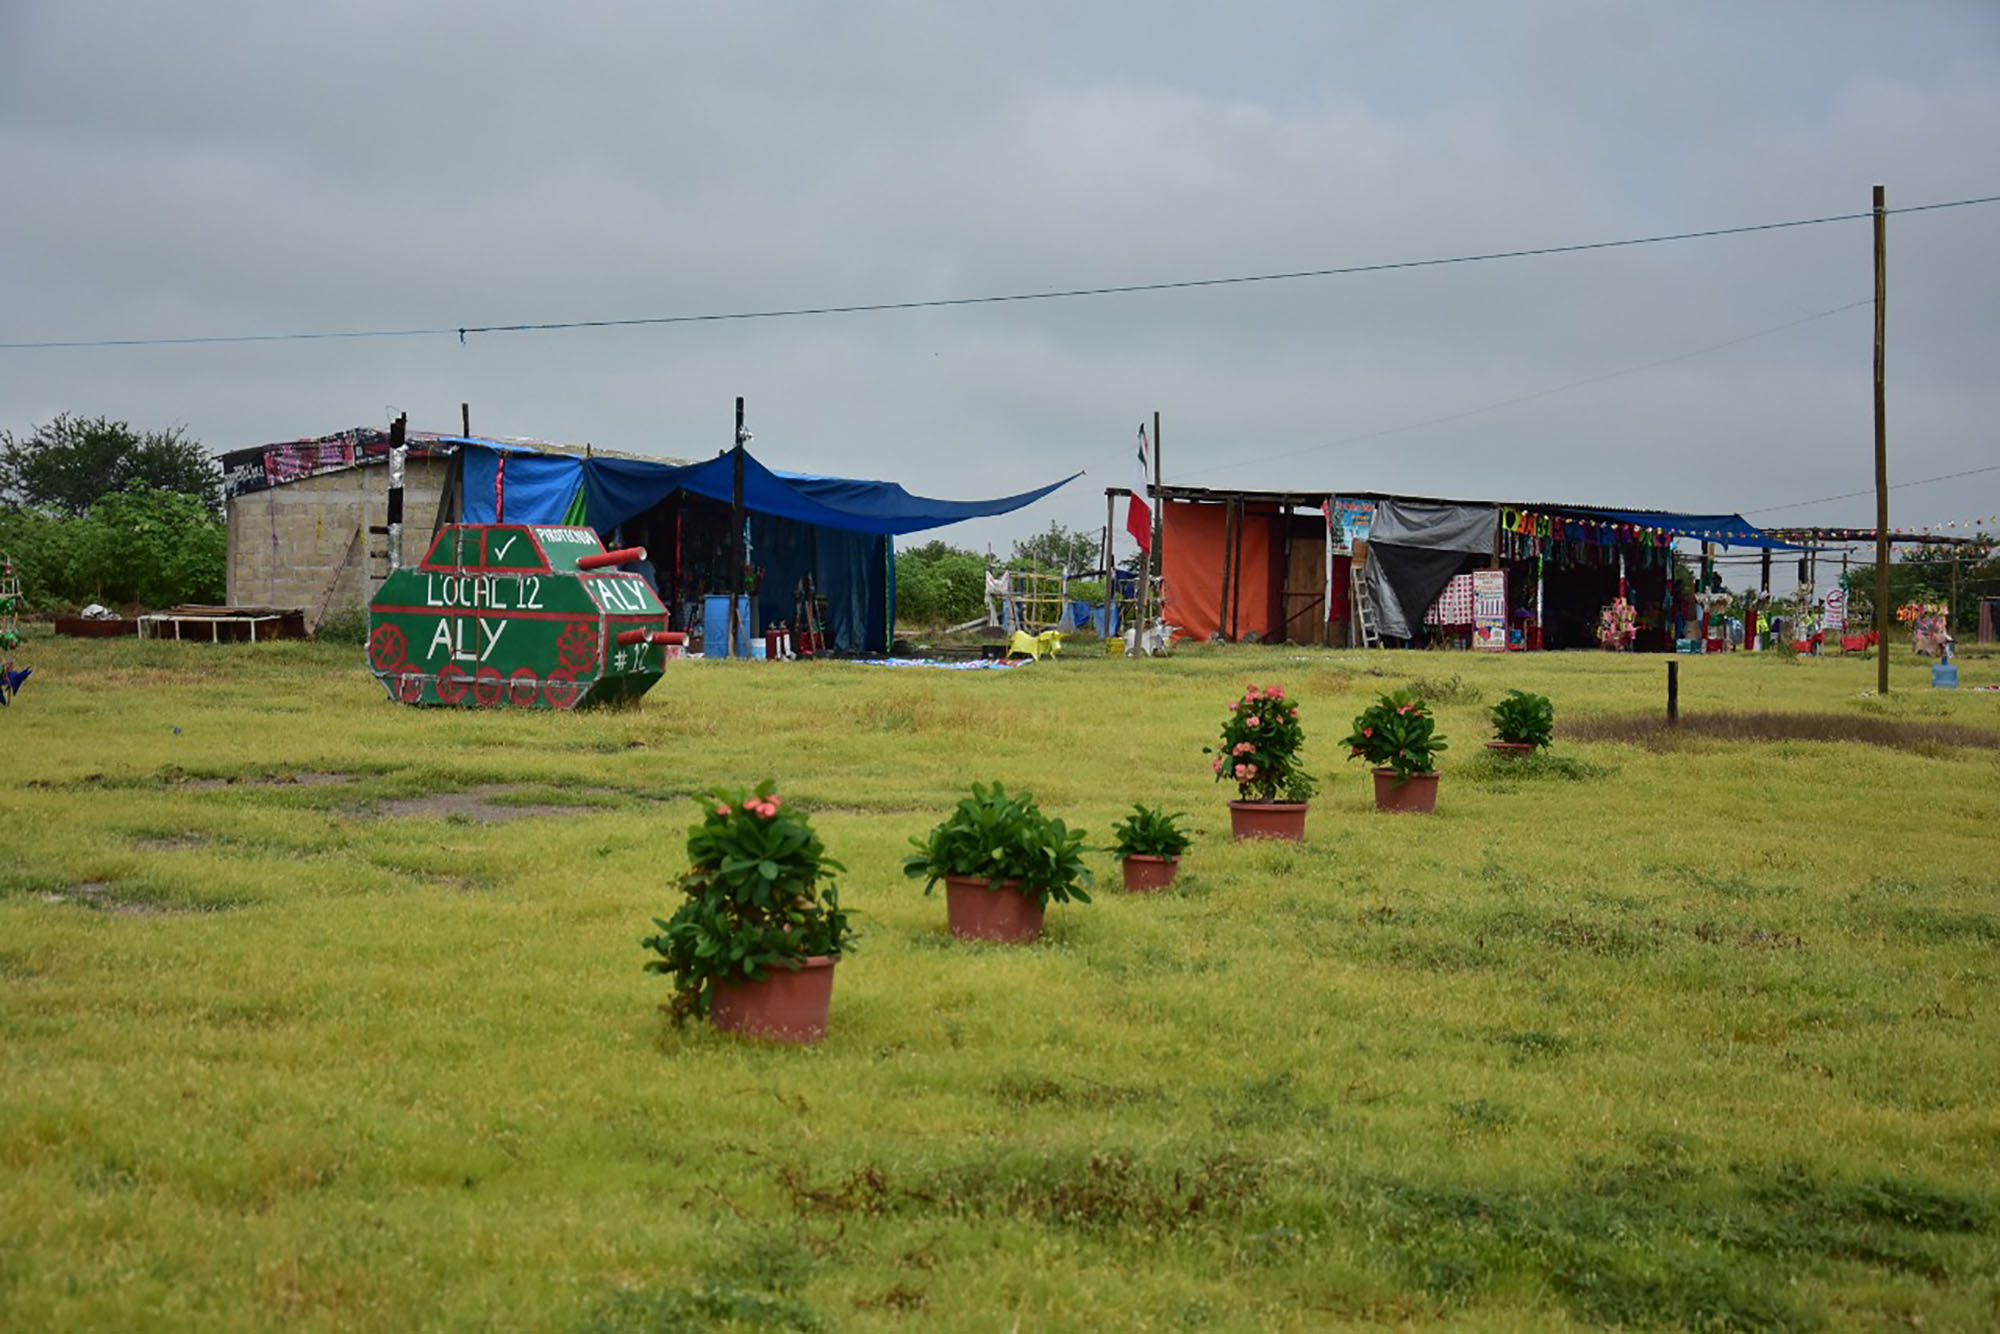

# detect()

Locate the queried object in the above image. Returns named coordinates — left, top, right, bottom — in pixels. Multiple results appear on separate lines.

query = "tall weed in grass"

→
left=2, top=635, right=1997, bottom=1328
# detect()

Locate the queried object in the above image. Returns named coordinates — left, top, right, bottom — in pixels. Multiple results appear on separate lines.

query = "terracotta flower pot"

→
left=1228, top=801, right=1308, bottom=841
left=1121, top=854, right=1180, bottom=892
left=709, top=955, right=837, bottom=1044
left=1485, top=741, right=1535, bottom=759
left=1371, top=768, right=1440, bottom=814
left=944, top=874, right=1045, bottom=943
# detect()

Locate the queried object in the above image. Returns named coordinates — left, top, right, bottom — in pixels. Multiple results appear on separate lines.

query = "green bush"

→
left=0, top=487, right=224, bottom=610
left=895, top=541, right=988, bottom=627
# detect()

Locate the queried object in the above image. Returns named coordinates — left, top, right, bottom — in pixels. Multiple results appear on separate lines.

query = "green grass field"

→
left=4, top=632, right=1997, bottom=1331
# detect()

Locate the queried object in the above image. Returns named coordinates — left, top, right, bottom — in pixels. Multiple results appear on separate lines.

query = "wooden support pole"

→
left=1874, top=184, right=1891, bottom=695
left=1667, top=660, right=1679, bottom=725
left=1151, top=412, right=1163, bottom=630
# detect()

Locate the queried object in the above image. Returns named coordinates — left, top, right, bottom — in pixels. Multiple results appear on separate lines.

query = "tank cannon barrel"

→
left=576, top=546, right=646, bottom=571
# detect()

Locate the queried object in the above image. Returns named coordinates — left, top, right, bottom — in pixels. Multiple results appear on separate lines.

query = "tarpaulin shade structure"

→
left=1547, top=508, right=1809, bottom=551
left=452, top=439, right=1078, bottom=535
left=1363, top=500, right=1501, bottom=641
left=446, top=440, right=1077, bottom=653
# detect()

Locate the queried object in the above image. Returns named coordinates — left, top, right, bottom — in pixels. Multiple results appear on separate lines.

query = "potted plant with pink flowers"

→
left=641, top=779, right=856, bottom=1043
left=1206, top=682, right=1317, bottom=840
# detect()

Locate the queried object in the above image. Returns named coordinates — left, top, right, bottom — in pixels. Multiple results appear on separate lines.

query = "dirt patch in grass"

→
left=131, top=834, right=209, bottom=852
left=171, top=771, right=358, bottom=790
left=1562, top=711, right=2000, bottom=752
left=37, top=881, right=230, bottom=915
left=369, top=784, right=607, bottom=823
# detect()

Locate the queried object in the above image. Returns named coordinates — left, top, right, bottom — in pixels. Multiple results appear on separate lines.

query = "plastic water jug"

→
left=1931, top=658, right=1958, bottom=689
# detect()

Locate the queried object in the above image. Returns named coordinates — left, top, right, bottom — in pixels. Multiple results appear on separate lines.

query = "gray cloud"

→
left=4, top=1, right=1997, bottom=556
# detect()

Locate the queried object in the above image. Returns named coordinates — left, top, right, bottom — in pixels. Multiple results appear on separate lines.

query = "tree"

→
left=0, top=414, right=221, bottom=517
left=1008, top=521, right=1100, bottom=576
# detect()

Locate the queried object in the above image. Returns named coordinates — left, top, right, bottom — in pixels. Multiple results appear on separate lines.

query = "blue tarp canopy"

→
left=445, top=439, right=1077, bottom=655
left=1553, top=507, right=1808, bottom=551
left=450, top=439, right=1077, bottom=535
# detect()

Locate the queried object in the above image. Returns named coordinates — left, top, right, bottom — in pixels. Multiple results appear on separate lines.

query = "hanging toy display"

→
left=0, top=552, right=30, bottom=705
left=1596, top=597, right=1637, bottom=652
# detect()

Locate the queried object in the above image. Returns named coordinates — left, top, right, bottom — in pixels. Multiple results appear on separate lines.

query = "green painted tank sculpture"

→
left=367, top=524, right=680, bottom=709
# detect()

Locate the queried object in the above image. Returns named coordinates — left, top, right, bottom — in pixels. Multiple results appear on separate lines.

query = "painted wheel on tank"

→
left=368, top=623, right=409, bottom=671
left=472, top=666, right=505, bottom=708
left=435, top=663, right=470, bottom=705
left=507, top=667, right=540, bottom=707
left=555, top=621, right=601, bottom=673
left=542, top=668, right=580, bottom=709
left=394, top=671, right=427, bottom=703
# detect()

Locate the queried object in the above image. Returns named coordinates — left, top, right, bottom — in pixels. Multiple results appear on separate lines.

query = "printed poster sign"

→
left=1473, top=569, right=1509, bottom=651
left=1332, top=498, right=1374, bottom=552
left=1821, top=587, right=1845, bottom=632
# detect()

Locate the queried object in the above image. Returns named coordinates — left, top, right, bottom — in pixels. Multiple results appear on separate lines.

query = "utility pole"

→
left=1874, top=184, right=1891, bottom=694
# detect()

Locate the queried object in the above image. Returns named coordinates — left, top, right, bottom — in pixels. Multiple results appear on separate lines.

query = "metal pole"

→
left=1874, top=184, right=1891, bottom=694
left=730, top=397, right=747, bottom=659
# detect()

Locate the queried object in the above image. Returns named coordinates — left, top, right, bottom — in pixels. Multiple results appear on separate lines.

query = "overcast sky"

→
left=3, top=1, right=1996, bottom=556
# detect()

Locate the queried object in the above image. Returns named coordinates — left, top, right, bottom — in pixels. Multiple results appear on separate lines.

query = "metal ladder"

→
left=1350, top=560, right=1383, bottom=649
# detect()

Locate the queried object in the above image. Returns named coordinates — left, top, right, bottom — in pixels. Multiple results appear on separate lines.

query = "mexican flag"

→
left=1126, top=425, right=1153, bottom=553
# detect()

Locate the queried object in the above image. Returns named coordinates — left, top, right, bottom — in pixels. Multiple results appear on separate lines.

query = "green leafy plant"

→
left=1108, top=804, right=1191, bottom=861
left=1206, top=682, right=1317, bottom=803
left=902, top=782, right=1093, bottom=908
left=1341, top=690, right=1448, bottom=781
left=642, top=780, right=855, bottom=1025
left=1489, top=689, right=1555, bottom=748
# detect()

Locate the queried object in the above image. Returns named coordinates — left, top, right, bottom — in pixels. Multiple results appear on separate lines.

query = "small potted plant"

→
left=1108, top=804, right=1191, bottom=892
left=1341, top=690, right=1448, bottom=813
left=641, top=780, right=856, bottom=1043
left=903, top=782, right=1092, bottom=942
left=1206, top=682, right=1317, bottom=840
left=1487, top=688, right=1554, bottom=757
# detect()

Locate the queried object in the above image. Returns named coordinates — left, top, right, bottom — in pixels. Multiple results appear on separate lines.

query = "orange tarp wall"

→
left=1161, top=499, right=1283, bottom=641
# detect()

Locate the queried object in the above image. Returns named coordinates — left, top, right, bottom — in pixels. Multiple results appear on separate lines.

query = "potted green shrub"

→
left=903, top=782, right=1092, bottom=942
left=1487, top=688, right=1554, bottom=757
left=641, top=780, right=856, bottom=1043
left=1206, top=682, right=1317, bottom=840
left=1341, top=690, right=1448, bottom=813
left=1108, top=804, right=1191, bottom=892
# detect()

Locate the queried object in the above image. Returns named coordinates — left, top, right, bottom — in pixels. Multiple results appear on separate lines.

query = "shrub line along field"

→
left=3, top=632, right=1998, bottom=1330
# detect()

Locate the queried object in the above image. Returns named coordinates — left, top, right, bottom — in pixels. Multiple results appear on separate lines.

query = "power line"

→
left=1177, top=298, right=1876, bottom=478
left=5, top=193, right=1997, bottom=352
left=1745, top=463, right=2000, bottom=515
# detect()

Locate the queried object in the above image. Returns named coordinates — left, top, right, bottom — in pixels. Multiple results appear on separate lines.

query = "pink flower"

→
left=767, top=795, right=781, bottom=809
left=1212, top=756, right=1224, bottom=774
left=1396, top=704, right=1413, bottom=715
left=1233, top=742, right=1253, bottom=755
left=1362, top=726, right=1373, bottom=737
left=1243, top=763, right=1258, bottom=778
left=715, top=803, right=732, bottom=816
left=1288, top=708, right=1299, bottom=719
left=1233, top=763, right=1249, bottom=779
left=1269, top=686, right=1285, bottom=700
left=1246, top=716, right=1261, bottom=729
left=751, top=800, right=778, bottom=819
left=1245, top=684, right=1262, bottom=700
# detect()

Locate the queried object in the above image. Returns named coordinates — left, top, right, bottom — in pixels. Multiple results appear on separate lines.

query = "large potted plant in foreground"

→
left=641, top=780, right=856, bottom=1043
left=1487, top=688, right=1554, bottom=758
left=1207, top=682, right=1317, bottom=840
left=1109, top=804, right=1191, bottom=892
left=1342, top=690, right=1447, bottom=814
left=903, top=782, right=1092, bottom=942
